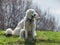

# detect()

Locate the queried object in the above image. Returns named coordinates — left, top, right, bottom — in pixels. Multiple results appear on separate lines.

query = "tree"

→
left=0, top=0, right=32, bottom=29
left=0, top=0, right=56, bottom=31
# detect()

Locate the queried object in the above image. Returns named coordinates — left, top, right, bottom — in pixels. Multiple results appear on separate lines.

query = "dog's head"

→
left=26, top=9, right=38, bottom=19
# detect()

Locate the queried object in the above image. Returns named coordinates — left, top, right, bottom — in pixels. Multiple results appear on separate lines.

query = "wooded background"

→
left=0, top=0, right=56, bottom=31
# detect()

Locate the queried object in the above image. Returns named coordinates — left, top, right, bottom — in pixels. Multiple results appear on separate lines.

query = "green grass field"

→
left=0, top=30, right=60, bottom=45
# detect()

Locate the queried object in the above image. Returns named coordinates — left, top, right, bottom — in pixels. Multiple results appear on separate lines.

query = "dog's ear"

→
left=26, top=9, right=34, bottom=15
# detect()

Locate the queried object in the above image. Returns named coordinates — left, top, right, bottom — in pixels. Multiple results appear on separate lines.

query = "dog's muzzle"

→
left=32, top=14, right=36, bottom=18
left=34, top=14, right=36, bottom=16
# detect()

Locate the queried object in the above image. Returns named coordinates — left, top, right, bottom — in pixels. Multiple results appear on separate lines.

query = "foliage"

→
left=0, top=0, right=56, bottom=31
left=0, top=30, right=60, bottom=45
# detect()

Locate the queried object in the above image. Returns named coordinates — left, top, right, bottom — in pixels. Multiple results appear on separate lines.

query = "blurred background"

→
left=0, top=0, right=60, bottom=31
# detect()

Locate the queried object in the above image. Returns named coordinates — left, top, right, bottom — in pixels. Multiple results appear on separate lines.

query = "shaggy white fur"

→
left=5, top=28, right=13, bottom=36
left=25, top=9, right=38, bottom=38
left=13, top=16, right=26, bottom=36
left=5, top=9, right=39, bottom=38
left=14, top=9, right=38, bottom=38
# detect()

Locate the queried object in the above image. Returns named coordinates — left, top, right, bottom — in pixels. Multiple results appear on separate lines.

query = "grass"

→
left=0, top=30, right=60, bottom=45
left=36, top=31, right=60, bottom=45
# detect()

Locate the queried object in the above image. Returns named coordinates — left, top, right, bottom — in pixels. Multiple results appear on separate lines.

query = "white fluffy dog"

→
left=5, top=9, right=38, bottom=38
left=13, top=9, right=38, bottom=38
left=24, top=9, right=38, bottom=38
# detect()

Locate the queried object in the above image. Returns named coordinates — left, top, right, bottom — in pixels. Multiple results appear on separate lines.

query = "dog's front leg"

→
left=33, top=20, right=36, bottom=38
left=19, top=29, right=24, bottom=38
left=32, top=29, right=36, bottom=39
left=25, top=30, right=28, bottom=39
